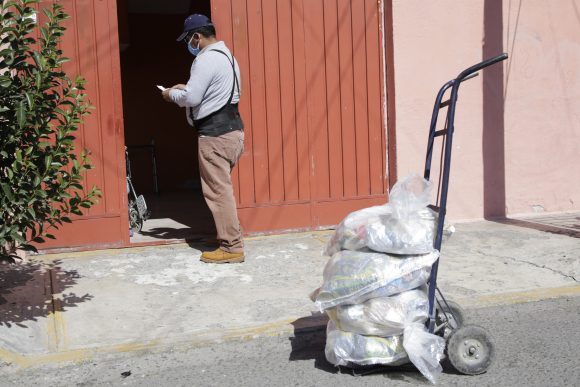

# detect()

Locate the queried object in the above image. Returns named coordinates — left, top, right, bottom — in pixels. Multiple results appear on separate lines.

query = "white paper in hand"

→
left=156, top=85, right=167, bottom=91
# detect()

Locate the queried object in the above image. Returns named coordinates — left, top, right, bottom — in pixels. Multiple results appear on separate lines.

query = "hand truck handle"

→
left=459, top=72, right=479, bottom=83
left=456, top=53, right=508, bottom=81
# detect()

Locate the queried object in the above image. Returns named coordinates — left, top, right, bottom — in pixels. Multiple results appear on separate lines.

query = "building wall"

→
left=502, top=0, right=580, bottom=216
left=391, top=0, right=580, bottom=220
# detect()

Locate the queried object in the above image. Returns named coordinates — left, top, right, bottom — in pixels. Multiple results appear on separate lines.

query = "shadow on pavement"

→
left=186, top=239, right=220, bottom=253
left=0, top=260, right=92, bottom=328
left=129, top=191, right=217, bottom=244
left=288, top=318, right=336, bottom=374
left=138, top=227, right=209, bottom=241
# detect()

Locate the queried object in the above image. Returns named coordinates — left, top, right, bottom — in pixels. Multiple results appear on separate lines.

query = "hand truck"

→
left=426, top=53, right=508, bottom=375
left=125, top=146, right=151, bottom=234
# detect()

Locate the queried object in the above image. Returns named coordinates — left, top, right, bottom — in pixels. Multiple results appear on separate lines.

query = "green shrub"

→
left=0, top=0, right=100, bottom=261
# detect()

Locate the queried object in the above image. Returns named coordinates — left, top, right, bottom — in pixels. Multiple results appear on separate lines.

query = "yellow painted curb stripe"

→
left=457, top=284, right=580, bottom=308
left=0, top=341, right=162, bottom=368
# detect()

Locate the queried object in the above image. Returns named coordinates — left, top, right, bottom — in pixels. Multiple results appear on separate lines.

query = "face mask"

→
left=187, top=35, right=200, bottom=56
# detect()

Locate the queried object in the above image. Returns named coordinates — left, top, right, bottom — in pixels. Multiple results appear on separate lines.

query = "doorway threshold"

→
left=128, top=191, right=215, bottom=247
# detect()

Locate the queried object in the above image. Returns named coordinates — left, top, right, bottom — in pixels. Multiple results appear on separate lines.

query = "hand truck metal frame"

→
left=125, top=146, right=151, bottom=234
left=425, top=53, right=509, bottom=375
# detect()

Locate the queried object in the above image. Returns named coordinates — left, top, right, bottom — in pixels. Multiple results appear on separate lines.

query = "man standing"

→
left=162, top=14, right=245, bottom=264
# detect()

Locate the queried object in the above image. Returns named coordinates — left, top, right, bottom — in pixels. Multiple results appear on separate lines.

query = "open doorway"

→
left=117, top=0, right=215, bottom=244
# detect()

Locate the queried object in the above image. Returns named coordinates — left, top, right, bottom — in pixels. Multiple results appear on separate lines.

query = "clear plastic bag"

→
left=325, top=321, right=408, bottom=367
left=389, top=174, right=432, bottom=218
left=313, top=250, right=439, bottom=310
left=325, top=321, right=446, bottom=384
left=403, top=323, right=446, bottom=384
left=324, top=174, right=454, bottom=256
left=325, top=287, right=429, bottom=337
left=323, top=204, right=392, bottom=256
left=365, top=208, right=443, bottom=255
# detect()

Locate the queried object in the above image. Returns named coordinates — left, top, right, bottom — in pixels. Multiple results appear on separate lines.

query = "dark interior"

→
left=117, top=0, right=215, bottom=243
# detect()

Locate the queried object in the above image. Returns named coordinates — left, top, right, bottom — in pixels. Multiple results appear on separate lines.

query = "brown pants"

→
left=198, top=130, right=244, bottom=253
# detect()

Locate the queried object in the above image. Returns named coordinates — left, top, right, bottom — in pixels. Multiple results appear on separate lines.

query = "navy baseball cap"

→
left=176, top=14, right=213, bottom=42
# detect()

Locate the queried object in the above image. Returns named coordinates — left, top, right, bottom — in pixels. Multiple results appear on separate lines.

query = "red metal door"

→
left=212, top=0, right=389, bottom=233
left=37, top=0, right=129, bottom=250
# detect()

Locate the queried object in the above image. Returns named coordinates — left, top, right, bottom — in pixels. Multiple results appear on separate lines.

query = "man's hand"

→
left=161, top=84, right=186, bottom=103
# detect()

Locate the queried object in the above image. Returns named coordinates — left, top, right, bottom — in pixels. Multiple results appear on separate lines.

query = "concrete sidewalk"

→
left=1, top=215, right=579, bottom=368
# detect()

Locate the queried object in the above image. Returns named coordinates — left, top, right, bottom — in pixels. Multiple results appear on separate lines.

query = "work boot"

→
left=200, top=248, right=245, bottom=264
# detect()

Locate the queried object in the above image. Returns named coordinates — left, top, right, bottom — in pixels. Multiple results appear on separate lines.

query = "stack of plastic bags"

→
left=311, top=174, right=451, bottom=384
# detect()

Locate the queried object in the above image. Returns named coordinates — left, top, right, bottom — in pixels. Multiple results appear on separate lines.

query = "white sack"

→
left=313, top=250, right=439, bottom=310
left=324, top=321, right=408, bottom=367
left=324, top=174, right=454, bottom=256
left=326, top=287, right=429, bottom=337
left=325, top=321, right=446, bottom=384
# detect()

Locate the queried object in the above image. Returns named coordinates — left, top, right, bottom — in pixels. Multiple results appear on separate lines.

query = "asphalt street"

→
left=1, top=296, right=578, bottom=387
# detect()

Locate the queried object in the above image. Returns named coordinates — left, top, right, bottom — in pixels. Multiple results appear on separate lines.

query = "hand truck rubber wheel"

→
left=447, top=324, right=495, bottom=375
left=129, top=201, right=144, bottom=233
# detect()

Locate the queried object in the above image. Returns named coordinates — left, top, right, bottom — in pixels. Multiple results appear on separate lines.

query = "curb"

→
left=455, top=284, right=580, bottom=308
left=1, top=285, right=579, bottom=370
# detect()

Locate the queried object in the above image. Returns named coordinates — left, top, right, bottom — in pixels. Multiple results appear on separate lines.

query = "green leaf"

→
left=35, top=69, right=42, bottom=87
left=24, top=92, right=34, bottom=109
left=10, top=230, right=25, bottom=243
left=21, top=244, right=39, bottom=253
left=1, top=183, right=14, bottom=201
left=44, top=155, right=53, bottom=170
left=16, top=99, right=26, bottom=129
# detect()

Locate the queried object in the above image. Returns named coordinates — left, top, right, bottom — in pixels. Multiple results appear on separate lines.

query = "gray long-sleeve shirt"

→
left=169, top=41, right=241, bottom=121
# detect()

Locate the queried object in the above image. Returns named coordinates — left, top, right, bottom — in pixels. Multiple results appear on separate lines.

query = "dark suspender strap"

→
left=209, top=49, right=239, bottom=105
left=191, top=49, right=244, bottom=135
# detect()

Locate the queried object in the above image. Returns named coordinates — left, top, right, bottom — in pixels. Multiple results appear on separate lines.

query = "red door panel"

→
left=212, top=0, right=389, bottom=232
left=37, top=0, right=128, bottom=251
